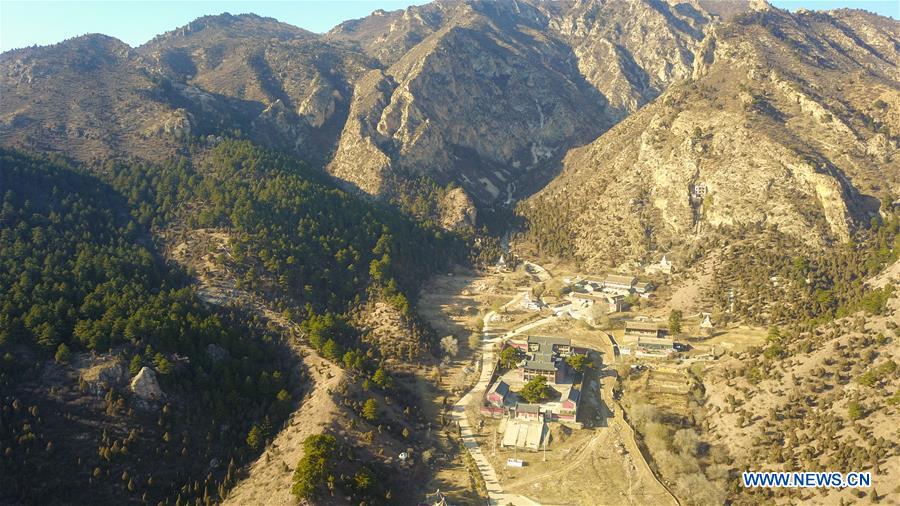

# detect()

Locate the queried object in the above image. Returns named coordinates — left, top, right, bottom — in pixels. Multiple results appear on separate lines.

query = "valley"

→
left=1, top=0, right=898, bottom=504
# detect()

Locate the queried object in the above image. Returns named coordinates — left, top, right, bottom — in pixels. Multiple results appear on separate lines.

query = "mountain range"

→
left=0, top=2, right=898, bottom=503
left=3, top=0, right=897, bottom=250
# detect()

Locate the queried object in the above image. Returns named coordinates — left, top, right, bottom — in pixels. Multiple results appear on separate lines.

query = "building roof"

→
left=637, top=336, right=674, bottom=347
left=516, top=403, right=541, bottom=414
left=532, top=350, right=554, bottom=360
left=502, top=419, right=545, bottom=450
left=625, top=321, right=660, bottom=332
left=528, top=335, right=571, bottom=347
left=604, top=274, right=636, bottom=286
left=566, top=388, right=580, bottom=403
left=491, top=380, right=510, bottom=397
left=571, top=292, right=604, bottom=302
left=524, top=360, right=557, bottom=372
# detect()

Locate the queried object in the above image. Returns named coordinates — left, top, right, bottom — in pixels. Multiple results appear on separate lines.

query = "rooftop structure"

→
left=636, top=336, right=675, bottom=353
left=634, top=281, right=654, bottom=294
left=502, top=418, right=545, bottom=450
left=540, top=386, right=581, bottom=422
left=523, top=360, right=557, bottom=372
left=486, top=380, right=510, bottom=407
left=602, top=274, right=636, bottom=291
left=624, top=321, right=665, bottom=339
left=517, top=403, right=541, bottom=414
left=527, top=335, right=572, bottom=355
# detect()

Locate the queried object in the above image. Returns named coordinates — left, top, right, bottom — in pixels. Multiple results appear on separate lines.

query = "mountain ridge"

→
left=519, top=6, right=898, bottom=269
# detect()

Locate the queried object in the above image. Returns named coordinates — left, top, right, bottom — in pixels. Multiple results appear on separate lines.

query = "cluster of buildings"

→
left=481, top=336, right=584, bottom=425
left=573, top=274, right=655, bottom=299
left=519, top=273, right=657, bottom=323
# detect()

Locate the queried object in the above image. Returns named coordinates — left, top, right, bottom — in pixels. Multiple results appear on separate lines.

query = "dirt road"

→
left=450, top=310, right=549, bottom=506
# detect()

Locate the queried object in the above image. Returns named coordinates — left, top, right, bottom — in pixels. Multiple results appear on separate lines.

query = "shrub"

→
left=847, top=401, right=865, bottom=421
left=54, top=343, right=70, bottom=364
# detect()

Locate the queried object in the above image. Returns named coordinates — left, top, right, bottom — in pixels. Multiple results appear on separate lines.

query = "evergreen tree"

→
left=362, top=398, right=378, bottom=422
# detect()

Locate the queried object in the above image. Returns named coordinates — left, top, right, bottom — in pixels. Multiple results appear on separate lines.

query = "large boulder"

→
left=130, top=367, right=164, bottom=405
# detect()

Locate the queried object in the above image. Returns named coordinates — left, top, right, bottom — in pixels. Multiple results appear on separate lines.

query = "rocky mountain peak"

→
left=142, top=12, right=312, bottom=50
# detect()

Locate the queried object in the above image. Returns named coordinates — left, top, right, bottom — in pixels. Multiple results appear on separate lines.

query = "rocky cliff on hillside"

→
left=140, top=14, right=378, bottom=166
left=550, top=0, right=712, bottom=115
left=3, top=0, right=896, bottom=245
left=326, top=0, right=733, bottom=206
left=521, top=7, right=899, bottom=269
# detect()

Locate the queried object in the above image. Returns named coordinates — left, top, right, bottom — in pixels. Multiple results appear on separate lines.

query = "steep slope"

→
left=0, top=15, right=376, bottom=168
left=521, top=6, right=899, bottom=269
left=2, top=2, right=742, bottom=216
left=327, top=3, right=450, bottom=66
left=702, top=288, right=899, bottom=504
left=0, top=139, right=464, bottom=504
left=326, top=0, right=728, bottom=208
left=550, top=0, right=715, bottom=115
left=0, top=35, right=193, bottom=162
left=327, top=0, right=608, bottom=204
left=0, top=150, right=297, bottom=505
left=140, top=14, right=377, bottom=166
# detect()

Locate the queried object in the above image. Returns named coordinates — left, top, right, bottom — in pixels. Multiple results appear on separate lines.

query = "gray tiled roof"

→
left=516, top=403, right=540, bottom=414
left=524, top=360, right=557, bottom=372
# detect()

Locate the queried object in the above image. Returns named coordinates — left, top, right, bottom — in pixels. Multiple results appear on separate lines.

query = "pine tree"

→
left=668, top=309, right=683, bottom=335
left=362, top=398, right=378, bottom=422
left=246, top=425, right=262, bottom=450
left=129, top=355, right=142, bottom=375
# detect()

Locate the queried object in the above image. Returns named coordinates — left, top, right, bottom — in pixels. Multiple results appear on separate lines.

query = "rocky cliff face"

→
left=550, top=0, right=712, bottom=116
left=140, top=14, right=377, bottom=166
left=521, top=6, right=899, bottom=269
left=326, top=0, right=730, bottom=206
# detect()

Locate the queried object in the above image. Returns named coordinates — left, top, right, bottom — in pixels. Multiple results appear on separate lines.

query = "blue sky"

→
left=0, top=0, right=897, bottom=53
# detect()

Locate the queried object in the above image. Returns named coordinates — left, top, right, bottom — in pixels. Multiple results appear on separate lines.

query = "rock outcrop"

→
left=205, top=343, right=230, bottom=363
left=439, top=187, right=478, bottom=230
left=77, top=356, right=126, bottom=396
left=130, top=366, right=164, bottom=405
left=352, top=300, right=429, bottom=360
